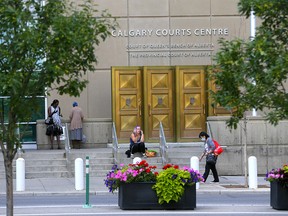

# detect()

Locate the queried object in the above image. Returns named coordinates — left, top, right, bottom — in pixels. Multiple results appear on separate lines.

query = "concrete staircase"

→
left=0, top=148, right=114, bottom=179
left=0, top=150, right=69, bottom=179
left=115, top=146, right=163, bottom=173
left=114, top=143, right=205, bottom=173
left=0, top=143, right=206, bottom=179
left=166, top=144, right=206, bottom=174
left=67, top=148, right=114, bottom=177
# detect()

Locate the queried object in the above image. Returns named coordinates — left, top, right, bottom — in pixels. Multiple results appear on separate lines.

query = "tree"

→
left=0, top=0, right=116, bottom=215
left=209, top=0, right=288, bottom=129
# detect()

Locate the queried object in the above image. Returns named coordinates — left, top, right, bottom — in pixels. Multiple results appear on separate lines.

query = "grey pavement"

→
left=0, top=175, right=270, bottom=196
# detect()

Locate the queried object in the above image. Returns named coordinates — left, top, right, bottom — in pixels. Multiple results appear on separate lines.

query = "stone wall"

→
left=37, top=115, right=288, bottom=175
left=36, top=118, right=112, bottom=149
left=207, top=116, right=288, bottom=175
left=48, top=0, right=250, bottom=120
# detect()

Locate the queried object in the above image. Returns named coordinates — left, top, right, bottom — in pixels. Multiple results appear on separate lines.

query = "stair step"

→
left=26, top=171, right=69, bottom=178
left=0, top=144, right=207, bottom=179
left=25, top=165, right=68, bottom=172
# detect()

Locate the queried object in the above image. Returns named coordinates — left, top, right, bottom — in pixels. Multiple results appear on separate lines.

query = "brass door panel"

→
left=112, top=66, right=208, bottom=143
left=176, top=66, right=206, bottom=141
left=112, top=67, right=142, bottom=142
left=208, top=79, right=233, bottom=116
left=143, top=67, right=175, bottom=142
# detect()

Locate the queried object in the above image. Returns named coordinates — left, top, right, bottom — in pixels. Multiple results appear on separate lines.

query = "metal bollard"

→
left=248, top=156, right=258, bottom=189
left=16, top=158, right=25, bottom=191
left=83, top=156, right=92, bottom=208
left=190, top=156, right=200, bottom=189
left=75, top=158, right=84, bottom=190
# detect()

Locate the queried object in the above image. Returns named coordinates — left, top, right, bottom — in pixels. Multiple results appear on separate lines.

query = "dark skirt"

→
left=46, top=125, right=63, bottom=136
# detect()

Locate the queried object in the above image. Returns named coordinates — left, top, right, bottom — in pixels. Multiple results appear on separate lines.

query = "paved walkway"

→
left=0, top=175, right=270, bottom=196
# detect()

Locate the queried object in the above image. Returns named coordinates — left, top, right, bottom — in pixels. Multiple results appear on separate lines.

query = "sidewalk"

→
left=0, top=175, right=270, bottom=196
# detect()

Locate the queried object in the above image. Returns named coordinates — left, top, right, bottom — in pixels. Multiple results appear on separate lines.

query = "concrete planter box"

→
left=118, top=182, right=196, bottom=210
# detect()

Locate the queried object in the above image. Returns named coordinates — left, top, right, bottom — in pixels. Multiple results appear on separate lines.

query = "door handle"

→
left=148, top=104, right=151, bottom=116
left=203, top=104, right=206, bottom=115
left=139, top=104, right=142, bottom=116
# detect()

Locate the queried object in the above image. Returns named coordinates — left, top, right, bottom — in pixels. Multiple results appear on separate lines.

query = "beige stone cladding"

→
left=49, top=0, right=250, bottom=119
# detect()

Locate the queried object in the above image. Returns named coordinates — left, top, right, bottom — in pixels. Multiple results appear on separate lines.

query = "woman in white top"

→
left=47, top=99, right=62, bottom=149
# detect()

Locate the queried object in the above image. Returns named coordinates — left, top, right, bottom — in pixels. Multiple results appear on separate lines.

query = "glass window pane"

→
left=19, top=124, right=37, bottom=143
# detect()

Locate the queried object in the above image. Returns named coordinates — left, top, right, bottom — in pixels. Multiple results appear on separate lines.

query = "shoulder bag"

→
left=206, top=153, right=217, bottom=165
left=45, top=117, right=53, bottom=125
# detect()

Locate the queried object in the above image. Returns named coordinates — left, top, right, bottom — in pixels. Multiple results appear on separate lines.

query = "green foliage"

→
left=152, top=166, right=202, bottom=205
left=105, top=162, right=204, bottom=204
left=0, top=1, right=117, bottom=213
left=209, top=0, right=288, bottom=128
left=146, top=149, right=157, bottom=153
left=0, top=0, right=117, bottom=151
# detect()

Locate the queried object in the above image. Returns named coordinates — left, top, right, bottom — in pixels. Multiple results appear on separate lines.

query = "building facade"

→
left=37, top=0, right=288, bottom=175
left=47, top=0, right=250, bottom=140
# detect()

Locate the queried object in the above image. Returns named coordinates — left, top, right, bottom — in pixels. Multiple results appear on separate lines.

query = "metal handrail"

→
left=112, top=122, right=119, bottom=165
left=206, top=121, right=227, bottom=148
left=159, top=122, right=168, bottom=165
left=64, top=123, right=72, bottom=177
left=206, top=121, right=213, bottom=139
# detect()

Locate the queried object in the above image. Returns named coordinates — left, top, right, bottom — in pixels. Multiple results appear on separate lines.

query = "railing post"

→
left=112, top=122, right=119, bottom=165
left=65, top=123, right=72, bottom=177
left=159, top=122, right=168, bottom=165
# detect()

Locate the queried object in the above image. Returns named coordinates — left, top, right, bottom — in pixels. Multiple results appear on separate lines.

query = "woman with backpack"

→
left=199, top=131, right=219, bottom=183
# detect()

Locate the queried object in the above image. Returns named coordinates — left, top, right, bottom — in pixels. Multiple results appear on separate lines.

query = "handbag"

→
left=81, top=134, right=87, bottom=143
left=46, top=125, right=53, bottom=135
left=206, top=154, right=217, bottom=165
left=45, top=117, right=53, bottom=125
left=45, top=108, right=58, bottom=125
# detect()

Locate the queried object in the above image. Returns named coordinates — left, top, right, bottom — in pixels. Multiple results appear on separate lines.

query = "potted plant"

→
left=265, top=164, right=288, bottom=210
left=145, top=149, right=157, bottom=157
left=104, top=160, right=203, bottom=210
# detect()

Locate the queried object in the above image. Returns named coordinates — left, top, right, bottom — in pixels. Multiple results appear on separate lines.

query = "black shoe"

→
left=210, top=180, right=219, bottom=183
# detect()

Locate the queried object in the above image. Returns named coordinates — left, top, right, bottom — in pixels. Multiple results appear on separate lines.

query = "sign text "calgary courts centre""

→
left=111, top=28, right=229, bottom=37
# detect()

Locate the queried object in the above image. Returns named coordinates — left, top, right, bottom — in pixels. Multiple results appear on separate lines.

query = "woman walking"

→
left=199, top=131, right=219, bottom=183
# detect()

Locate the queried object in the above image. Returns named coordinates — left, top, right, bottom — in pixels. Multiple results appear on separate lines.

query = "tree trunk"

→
left=4, top=157, right=14, bottom=216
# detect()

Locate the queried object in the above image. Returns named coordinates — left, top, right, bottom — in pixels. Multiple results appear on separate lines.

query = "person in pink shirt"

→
left=69, top=102, right=84, bottom=149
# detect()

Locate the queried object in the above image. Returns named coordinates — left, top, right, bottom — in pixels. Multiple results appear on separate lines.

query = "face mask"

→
left=201, top=137, right=206, bottom=141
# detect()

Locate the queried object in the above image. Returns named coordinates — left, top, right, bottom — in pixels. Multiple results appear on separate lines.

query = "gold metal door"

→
left=143, top=67, right=175, bottom=142
left=176, top=66, right=206, bottom=141
left=112, top=67, right=142, bottom=142
left=208, top=71, right=233, bottom=116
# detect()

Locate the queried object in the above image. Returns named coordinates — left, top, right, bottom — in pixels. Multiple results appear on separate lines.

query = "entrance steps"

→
left=0, top=148, right=114, bottom=179
left=0, top=143, right=206, bottom=179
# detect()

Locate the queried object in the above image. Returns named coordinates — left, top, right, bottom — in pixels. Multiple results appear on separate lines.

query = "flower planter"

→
left=270, top=181, right=288, bottom=210
left=118, top=182, right=196, bottom=210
